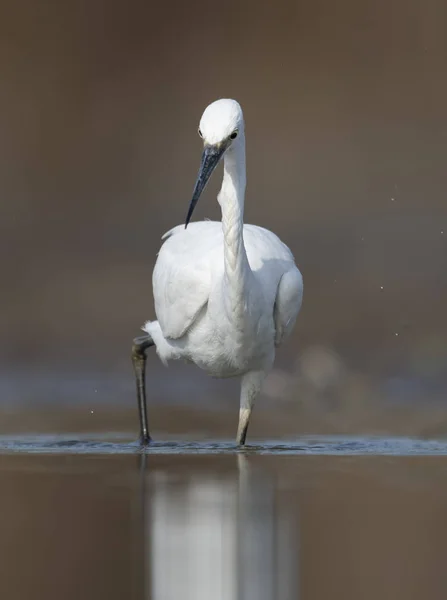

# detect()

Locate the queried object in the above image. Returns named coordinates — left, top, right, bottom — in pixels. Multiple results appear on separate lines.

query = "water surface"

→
left=0, top=435, right=447, bottom=599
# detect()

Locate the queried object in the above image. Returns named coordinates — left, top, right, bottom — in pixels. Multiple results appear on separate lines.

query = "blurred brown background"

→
left=1, top=0, right=447, bottom=437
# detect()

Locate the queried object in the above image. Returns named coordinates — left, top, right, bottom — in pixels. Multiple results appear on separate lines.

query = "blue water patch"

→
left=0, top=434, right=447, bottom=456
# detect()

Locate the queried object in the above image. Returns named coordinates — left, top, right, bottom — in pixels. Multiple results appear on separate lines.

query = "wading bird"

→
left=132, top=99, right=303, bottom=446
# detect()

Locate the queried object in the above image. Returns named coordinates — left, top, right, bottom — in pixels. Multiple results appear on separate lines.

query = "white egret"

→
left=132, top=99, right=303, bottom=446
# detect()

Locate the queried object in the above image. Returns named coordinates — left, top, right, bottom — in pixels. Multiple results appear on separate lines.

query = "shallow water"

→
left=1, top=433, right=447, bottom=455
left=1, top=435, right=447, bottom=599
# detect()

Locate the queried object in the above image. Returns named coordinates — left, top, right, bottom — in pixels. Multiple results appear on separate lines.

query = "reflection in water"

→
left=145, top=456, right=297, bottom=600
left=1, top=452, right=447, bottom=599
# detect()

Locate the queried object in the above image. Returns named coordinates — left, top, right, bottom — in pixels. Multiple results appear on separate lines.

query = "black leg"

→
left=132, top=334, right=154, bottom=446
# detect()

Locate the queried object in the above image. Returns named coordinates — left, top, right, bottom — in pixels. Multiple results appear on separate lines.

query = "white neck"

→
left=217, top=133, right=252, bottom=326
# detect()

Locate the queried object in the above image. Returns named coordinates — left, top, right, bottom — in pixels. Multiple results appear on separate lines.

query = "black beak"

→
left=185, top=142, right=228, bottom=228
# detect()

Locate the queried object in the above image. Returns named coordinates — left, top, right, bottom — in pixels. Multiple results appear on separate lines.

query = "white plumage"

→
left=141, top=98, right=303, bottom=445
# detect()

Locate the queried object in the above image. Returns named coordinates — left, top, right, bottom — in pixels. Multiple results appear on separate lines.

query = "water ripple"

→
left=0, top=434, right=446, bottom=455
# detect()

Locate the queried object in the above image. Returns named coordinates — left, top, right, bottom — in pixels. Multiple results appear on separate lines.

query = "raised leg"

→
left=132, top=334, right=154, bottom=446
left=236, top=371, right=266, bottom=446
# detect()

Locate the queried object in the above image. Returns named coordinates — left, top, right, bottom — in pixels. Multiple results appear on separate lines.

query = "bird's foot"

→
left=139, top=434, right=152, bottom=448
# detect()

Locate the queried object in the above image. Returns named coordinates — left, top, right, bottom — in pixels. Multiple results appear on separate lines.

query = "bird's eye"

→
left=230, top=130, right=238, bottom=140
left=198, top=128, right=203, bottom=138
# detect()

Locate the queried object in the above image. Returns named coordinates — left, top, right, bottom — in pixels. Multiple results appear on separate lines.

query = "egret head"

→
left=185, top=99, right=244, bottom=228
left=198, top=99, right=244, bottom=146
